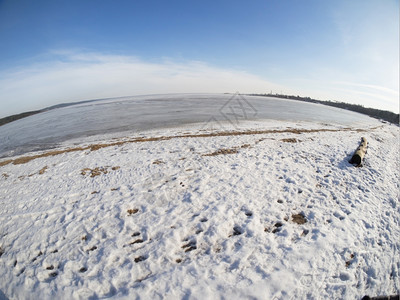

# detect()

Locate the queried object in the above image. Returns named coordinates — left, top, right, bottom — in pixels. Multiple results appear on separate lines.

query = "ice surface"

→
left=0, top=93, right=379, bottom=158
left=0, top=114, right=398, bottom=299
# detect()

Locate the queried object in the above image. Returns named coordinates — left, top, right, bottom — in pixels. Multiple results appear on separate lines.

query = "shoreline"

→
left=0, top=124, right=378, bottom=167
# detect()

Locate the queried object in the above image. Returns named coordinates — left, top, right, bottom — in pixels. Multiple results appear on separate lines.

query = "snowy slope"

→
left=0, top=120, right=399, bottom=299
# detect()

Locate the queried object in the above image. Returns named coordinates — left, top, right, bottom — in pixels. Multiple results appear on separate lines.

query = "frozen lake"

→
left=0, top=93, right=378, bottom=158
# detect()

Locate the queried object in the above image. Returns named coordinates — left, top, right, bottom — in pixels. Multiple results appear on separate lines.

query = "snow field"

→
left=0, top=120, right=399, bottom=299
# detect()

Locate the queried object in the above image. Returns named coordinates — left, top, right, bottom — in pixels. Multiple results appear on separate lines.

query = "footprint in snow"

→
left=345, top=254, right=355, bottom=268
left=229, top=225, right=243, bottom=237
left=181, top=239, right=197, bottom=252
left=128, top=238, right=144, bottom=245
left=16, top=268, right=25, bottom=276
left=86, top=246, right=97, bottom=252
left=333, top=212, right=345, bottom=220
left=81, top=234, right=92, bottom=242
left=272, top=222, right=283, bottom=233
left=31, top=251, right=43, bottom=262
left=264, top=222, right=283, bottom=234
left=49, top=271, right=58, bottom=278
left=244, top=210, right=253, bottom=217
left=122, top=232, right=145, bottom=247
left=301, top=229, right=310, bottom=236
left=134, top=255, right=148, bottom=263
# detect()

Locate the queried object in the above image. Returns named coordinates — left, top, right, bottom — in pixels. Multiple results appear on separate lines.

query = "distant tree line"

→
left=249, top=93, right=399, bottom=125
left=0, top=110, right=43, bottom=127
left=0, top=99, right=100, bottom=127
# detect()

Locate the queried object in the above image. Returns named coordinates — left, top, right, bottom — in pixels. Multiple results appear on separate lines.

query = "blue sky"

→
left=0, top=0, right=398, bottom=117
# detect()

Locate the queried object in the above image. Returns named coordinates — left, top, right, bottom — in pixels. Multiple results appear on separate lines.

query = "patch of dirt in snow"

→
left=202, top=147, right=239, bottom=156
left=127, top=208, right=139, bottom=216
left=38, top=166, right=48, bottom=175
left=152, top=159, right=164, bottom=164
left=292, top=213, right=307, bottom=225
left=80, top=166, right=120, bottom=177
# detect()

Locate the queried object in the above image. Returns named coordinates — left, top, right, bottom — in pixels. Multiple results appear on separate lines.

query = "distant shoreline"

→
left=0, top=98, right=102, bottom=127
left=248, top=93, right=399, bottom=125
left=1, top=93, right=398, bottom=127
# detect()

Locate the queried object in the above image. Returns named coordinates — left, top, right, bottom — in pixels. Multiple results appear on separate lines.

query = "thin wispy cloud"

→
left=0, top=51, right=289, bottom=117
left=332, top=82, right=398, bottom=96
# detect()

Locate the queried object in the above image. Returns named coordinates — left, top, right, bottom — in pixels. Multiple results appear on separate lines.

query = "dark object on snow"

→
left=349, top=137, right=368, bottom=167
left=362, top=295, right=400, bottom=300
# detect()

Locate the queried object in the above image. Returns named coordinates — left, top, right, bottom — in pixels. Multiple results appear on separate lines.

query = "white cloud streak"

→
left=332, top=82, right=398, bottom=96
left=0, top=52, right=287, bottom=117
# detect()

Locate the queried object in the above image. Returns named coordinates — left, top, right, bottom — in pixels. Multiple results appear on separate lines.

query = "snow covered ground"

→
left=0, top=118, right=399, bottom=299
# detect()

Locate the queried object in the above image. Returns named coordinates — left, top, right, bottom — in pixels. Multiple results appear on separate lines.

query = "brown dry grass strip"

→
left=0, top=160, right=12, bottom=167
left=202, top=148, right=238, bottom=156
left=281, top=138, right=299, bottom=143
left=0, top=127, right=369, bottom=167
left=38, top=166, right=48, bottom=175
